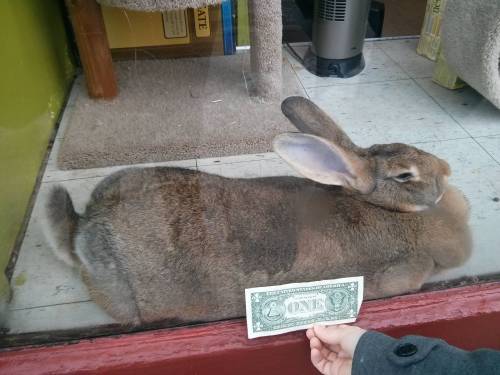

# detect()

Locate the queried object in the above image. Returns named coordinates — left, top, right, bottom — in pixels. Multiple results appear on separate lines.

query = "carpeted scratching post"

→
left=441, top=0, right=500, bottom=109
left=97, top=0, right=283, bottom=100
left=248, top=0, right=282, bottom=101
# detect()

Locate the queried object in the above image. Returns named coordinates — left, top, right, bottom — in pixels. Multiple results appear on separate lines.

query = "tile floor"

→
left=4, top=38, right=500, bottom=334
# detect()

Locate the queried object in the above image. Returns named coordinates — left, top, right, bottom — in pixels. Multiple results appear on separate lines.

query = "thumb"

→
left=313, top=325, right=344, bottom=345
left=313, top=325, right=366, bottom=358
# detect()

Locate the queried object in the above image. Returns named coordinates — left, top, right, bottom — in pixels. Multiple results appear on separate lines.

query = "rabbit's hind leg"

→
left=75, top=227, right=142, bottom=326
left=368, top=256, right=435, bottom=299
left=82, top=269, right=142, bottom=326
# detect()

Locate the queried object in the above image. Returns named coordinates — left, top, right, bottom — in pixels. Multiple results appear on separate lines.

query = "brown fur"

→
left=45, top=97, right=471, bottom=326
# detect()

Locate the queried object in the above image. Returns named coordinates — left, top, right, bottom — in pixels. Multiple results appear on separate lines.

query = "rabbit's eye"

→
left=393, top=172, right=414, bottom=182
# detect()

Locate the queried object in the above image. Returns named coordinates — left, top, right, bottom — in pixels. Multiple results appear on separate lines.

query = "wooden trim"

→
left=65, top=0, right=117, bottom=98
left=1, top=282, right=500, bottom=374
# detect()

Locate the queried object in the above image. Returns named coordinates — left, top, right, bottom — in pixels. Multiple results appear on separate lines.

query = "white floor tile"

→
left=417, top=137, right=500, bottom=170
left=9, top=178, right=106, bottom=311
left=258, top=157, right=300, bottom=177
left=198, top=159, right=264, bottom=178
left=6, top=301, right=114, bottom=334
left=417, top=139, right=500, bottom=281
left=198, top=156, right=298, bottom=178
left=307, top=79, right=469, bottom=147
left=376, top=39, right=435, bottom=78
left=45, top=136, right=63, bottom=173
left=416, top=78, right=500, bottom=137
left=54, top=77, right=83, bottom=140
left=472, top=136, right=500, bottom=165
left=44, top=158, right=197, bottom=183
left=196, top=152, right=279, bottom=167
left=285, top=42, right=409, bottom=89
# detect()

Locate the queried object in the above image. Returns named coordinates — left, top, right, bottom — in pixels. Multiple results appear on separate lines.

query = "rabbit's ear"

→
left=273, top=133, right=373, bottom=193
left=281, top=97, right=362, bottom=154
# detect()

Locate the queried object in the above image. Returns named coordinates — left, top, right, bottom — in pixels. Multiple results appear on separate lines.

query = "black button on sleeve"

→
left=394, top=343, right=418, bottom=357
left=353, top=331, right=500, bottom=375
left=387, top=335, right=441, bottom=367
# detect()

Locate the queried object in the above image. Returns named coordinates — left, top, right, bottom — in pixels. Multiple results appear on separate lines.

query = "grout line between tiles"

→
left=9, top=299, right=92, bottom=312
left=472, top=134, right=500, bottom=139
left=283, top=46, right=310, bottom=99
left=43, top=175, right=107, bottom=184
left=471, top=137, right=500, bottom=166
left=285, top=37, right=419, bottom=49
left=408, top=136, right=474, bottom=145
left=305, top=77, right=414, bottom=91
left=412, top=79, right=500, bottom=167
left=197, top=157, right=280, bottom=168
left=374, top=41, right=425, bottom=81
left=471, top=134, right=500, bottom=162
left=366, top=35, right=420, bottom=42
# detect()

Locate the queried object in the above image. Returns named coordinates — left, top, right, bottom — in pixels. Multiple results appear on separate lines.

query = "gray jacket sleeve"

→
left=352, top=331, right=500, bottom=375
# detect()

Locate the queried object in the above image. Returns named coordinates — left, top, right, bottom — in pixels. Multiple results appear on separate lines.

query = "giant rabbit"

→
left=45, top=97, right=471, bottom=326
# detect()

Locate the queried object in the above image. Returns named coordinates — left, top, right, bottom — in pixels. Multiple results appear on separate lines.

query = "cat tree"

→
left=65, top=0, right=283, bottom=101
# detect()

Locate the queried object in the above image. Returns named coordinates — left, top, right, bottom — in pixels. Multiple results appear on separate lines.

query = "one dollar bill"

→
left=245, top=276, right=364, bottom=339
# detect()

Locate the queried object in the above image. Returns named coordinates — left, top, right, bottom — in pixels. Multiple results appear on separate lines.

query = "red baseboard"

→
left=1, top=282, right=500, bottom=375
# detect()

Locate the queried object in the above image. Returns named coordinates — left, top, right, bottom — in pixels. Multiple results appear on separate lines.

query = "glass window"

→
left=1, top=0, right=499, bottom=345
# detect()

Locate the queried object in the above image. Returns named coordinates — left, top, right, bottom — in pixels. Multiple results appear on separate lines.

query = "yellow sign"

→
left=194, top=6, right=211, bottom=37
left=101, top=6, right=190, bottom=48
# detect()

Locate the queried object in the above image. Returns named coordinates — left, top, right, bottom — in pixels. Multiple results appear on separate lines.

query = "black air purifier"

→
left=304, top=0, right=372, bottom=78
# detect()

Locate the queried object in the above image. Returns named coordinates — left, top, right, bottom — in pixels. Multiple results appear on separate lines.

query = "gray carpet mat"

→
left=58, top=53, right=304, bottom=169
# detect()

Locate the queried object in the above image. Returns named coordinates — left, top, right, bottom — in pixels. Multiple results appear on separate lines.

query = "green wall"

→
left=237, top=0, right=250, bottom=46
left=0, top=0, right=75, bottom=304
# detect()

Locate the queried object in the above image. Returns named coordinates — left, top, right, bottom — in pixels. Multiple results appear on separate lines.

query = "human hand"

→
left=306, top=325, right=366, bottom=375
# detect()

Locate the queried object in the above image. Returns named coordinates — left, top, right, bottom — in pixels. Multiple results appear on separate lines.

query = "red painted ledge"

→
left=1, top=282, right=500, bottom=375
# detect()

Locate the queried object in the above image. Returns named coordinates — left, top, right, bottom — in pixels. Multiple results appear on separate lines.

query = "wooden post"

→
left=65, top=0, right=118, bottom=99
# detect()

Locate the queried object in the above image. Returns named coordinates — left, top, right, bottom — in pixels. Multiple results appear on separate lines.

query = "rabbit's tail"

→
left=44, top=186, right=81, bottom=267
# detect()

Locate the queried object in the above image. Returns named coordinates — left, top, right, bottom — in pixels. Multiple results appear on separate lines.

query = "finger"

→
left=337, top=350, right=351, bottom=359
left=311, top=347, right=324, bottom=364
left=338, top=359, right=353, bottom=375
left=314, top=324, right=366, bottom=358
left=324, top=348, right=338, bottom=362
left=313, top=325, right=343, bottom=345
left=312, top=337, right=343, bottom=360
left=306, top=328, right=315, bottom=340
left=330, top=344, right=342, bottom=354
left=311, top=330, right=342, bottom=355
left=310, top=337, right=324, bottom=350
left=313, top=338, right=337, bottom=364
left=311, top=348, right=329, bottom=375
